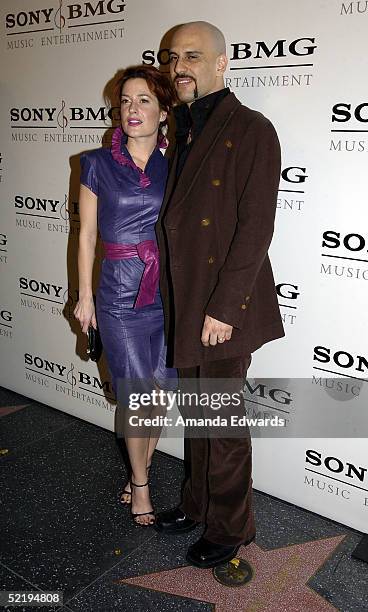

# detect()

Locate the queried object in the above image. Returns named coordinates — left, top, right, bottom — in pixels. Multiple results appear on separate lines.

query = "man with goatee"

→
left=155, top=21, right=284, bottom=567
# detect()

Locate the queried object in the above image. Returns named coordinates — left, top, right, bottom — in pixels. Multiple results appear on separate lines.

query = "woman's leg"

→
left=119, top=389, right=167, bottom=504
left=109, top=305, right=176, bottom=516
left=125, top=388, right=170, bottom=523
left=125, top=434, right=154, bottom=525
left=104, top=315, right=153, bottom=507
left=124, top=387, right=171, bottom=521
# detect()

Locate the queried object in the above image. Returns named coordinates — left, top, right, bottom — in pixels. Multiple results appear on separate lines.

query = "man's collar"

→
left=174, top=87, right=230, bottom=131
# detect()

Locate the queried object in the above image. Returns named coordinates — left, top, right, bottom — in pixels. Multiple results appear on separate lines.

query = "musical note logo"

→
left=54, top=0, right=65, bottom=30
left=67, top=362, right=77, bottom=388
left=63, top=283, right=78, bottom=321
left=57, top=100, right=68, bottom=132
left=60, top=193, right=70, bottom=225
left=63, top=285, right=73, bottom=307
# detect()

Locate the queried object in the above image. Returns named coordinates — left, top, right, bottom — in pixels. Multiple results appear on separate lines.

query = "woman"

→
left=73, top=65, right=177, bottom=526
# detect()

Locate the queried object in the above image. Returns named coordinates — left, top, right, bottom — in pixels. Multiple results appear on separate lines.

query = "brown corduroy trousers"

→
left=178, top=355, right=255, bottom=547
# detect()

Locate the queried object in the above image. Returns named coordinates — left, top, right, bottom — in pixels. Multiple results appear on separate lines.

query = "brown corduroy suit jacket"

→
left=155, top=92, right=285, bottom=369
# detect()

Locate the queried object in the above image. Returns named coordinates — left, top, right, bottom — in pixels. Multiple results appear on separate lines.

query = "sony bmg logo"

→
left=14, top=195, right=79, bottom=220
left=320, top=230, right=368, bottom=279
left=15, top=195, right=61, bottom=214
left=306, top=449, right=367, bottom=483
left=0, top=309, right=12, bottom=323
left=322, top=230, right=368, bottom=254
left=24, top=353, right=111, bottom=391
left=244, top=380, right=292, bottom=406
left=142, top=38, right=317, bottom=66
left=10, top=105, right=120, bottom=126
left=5, top=1, right=125, bottom=30
left=19, top=277, right=64, bottom=299
left=332, top=103, right=368, bottom=124
left=229, top=38, right=317, bottom=61
left=276, top=283, right=299, bottom=326
left=281, top=167, right=308, bottom=185
left=25, top=353, right=68, bottom=377
left=314, top=345, right=368, bottom=374
left=276, top=283, right=300, bottom=302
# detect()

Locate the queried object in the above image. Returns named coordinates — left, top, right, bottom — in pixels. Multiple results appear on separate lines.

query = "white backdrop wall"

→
left=1, top=0, right=367, bottom=532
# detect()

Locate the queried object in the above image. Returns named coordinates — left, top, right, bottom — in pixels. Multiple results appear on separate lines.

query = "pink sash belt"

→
left=103, top=240, right=159, bottom=308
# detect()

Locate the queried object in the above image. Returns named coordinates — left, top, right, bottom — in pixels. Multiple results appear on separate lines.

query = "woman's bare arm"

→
left=73, top=184, right=98, bottom=333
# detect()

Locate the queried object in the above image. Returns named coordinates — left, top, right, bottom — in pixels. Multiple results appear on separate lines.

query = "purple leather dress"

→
left=80, top=141, right=177, bottom=399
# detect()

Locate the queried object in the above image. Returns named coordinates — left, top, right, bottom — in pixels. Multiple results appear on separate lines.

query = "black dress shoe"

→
left=186, top=536, right=254, bottom=568
left=154, top=507, right=198, bottom=534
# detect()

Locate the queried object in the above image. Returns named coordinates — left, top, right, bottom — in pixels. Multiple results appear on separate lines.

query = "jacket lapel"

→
left=168, top=93, right=241, bottom=208
left=157, top=148, right=178, bottom=225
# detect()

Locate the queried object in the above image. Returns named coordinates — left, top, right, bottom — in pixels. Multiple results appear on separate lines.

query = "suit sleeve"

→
left=205, top=117, right=281, bottom=330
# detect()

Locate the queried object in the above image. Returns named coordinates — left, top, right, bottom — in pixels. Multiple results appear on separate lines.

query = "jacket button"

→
left=225, top=140, right=233, bottom=148
left=212, top=179, right=221, bottom=186
left=241, top=304, right=247, bottom=310
left=201, top=218, right=211, bottom=226
left=208, top=256, right=215, bottom=264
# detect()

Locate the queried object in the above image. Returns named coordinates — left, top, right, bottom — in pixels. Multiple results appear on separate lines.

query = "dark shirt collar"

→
left=174, top=87, right=230, bottom=140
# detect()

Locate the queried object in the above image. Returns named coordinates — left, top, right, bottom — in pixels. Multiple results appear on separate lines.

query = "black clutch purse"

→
left=87, top=326, right=103, bottom=362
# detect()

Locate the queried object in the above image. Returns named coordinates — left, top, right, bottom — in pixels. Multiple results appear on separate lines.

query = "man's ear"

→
left=216, top=54, right=228, bottom=74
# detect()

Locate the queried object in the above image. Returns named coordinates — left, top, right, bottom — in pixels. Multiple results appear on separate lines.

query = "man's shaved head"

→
left=173, top=21, right=226, bottom=55
left=169, top=21, right=228, bottom=104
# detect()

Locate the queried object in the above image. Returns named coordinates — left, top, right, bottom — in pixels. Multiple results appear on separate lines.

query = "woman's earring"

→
left=158, top=123, right=168, bottom=150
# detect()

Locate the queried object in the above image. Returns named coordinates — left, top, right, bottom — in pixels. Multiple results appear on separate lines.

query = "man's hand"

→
left=201, top=315, right=233, bottom=347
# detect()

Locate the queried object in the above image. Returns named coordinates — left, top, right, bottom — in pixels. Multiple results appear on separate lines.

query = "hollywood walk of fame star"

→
left=0, top=405, right=29, bottom=418
left=116, top=535, right=345, bottom=611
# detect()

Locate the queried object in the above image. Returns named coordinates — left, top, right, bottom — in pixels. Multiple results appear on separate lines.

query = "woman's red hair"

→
left=116, top=64, right=176, bottom=112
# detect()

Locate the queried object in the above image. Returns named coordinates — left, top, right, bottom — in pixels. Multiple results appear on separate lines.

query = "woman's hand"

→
left=73, top=296, right=97, bottom=334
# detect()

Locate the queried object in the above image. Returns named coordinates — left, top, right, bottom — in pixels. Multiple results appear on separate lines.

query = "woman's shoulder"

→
left=80, top=147, right=112, bottom=194
left=80, top=147, right=113, bottom=178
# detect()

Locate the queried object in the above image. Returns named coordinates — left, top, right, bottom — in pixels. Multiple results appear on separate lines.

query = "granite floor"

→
left=0, top=386, right=367, bottom=612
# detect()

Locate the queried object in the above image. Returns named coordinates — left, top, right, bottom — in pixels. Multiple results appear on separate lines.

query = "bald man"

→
left=155, top=21, right=284, bottom=567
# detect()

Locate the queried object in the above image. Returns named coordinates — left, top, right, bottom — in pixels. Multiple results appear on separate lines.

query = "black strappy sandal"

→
left=118, top=465, right=151, bottom=506
left=118, top=483, right=132, bottom=505
left=131, top=481, right=155, bottom=526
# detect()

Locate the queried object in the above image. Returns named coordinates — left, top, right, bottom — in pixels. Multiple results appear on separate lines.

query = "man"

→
left=155, top=21, right=284, bottom=567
